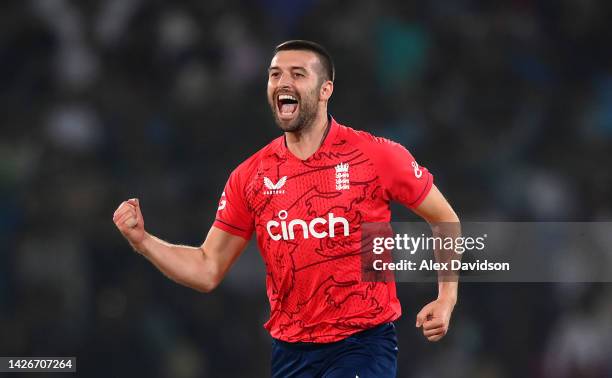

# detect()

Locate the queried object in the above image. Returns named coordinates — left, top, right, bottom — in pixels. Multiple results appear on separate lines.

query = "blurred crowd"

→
left=1, top=0, right=611, bottom=377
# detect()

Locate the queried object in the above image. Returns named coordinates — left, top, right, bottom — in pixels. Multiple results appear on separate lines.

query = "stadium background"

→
left=1, top=0, right=611, bottom=377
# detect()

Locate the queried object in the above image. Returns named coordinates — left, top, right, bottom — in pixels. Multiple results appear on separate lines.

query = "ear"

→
left=319, top=80, right=334, bottom=101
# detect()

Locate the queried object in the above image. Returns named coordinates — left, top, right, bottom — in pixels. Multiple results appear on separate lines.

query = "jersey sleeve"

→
left=368, top=137, right=434, bottom=209
left=213, top=168, right=254, bottom=240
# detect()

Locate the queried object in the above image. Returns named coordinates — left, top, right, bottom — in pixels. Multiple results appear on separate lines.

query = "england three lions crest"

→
left=335, top=162, right=349, bottom=191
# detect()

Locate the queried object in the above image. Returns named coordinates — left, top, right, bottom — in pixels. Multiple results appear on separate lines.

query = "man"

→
left=113, top=40, right=459, bottom=377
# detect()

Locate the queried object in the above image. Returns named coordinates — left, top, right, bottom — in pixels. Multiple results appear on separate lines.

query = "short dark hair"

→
left=273, top=40, right=335, bottom=82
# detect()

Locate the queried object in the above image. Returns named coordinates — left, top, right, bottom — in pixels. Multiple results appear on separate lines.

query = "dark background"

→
left=1, top=0, right=612, bottom=377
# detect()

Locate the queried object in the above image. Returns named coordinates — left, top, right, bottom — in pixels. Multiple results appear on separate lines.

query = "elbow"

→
left=194, top=253, right=223, bottom=293
left=196, top=276, right=221, bottom=293
left=429, top=211, right=460, bottom=235
left=195, top=285, right=214, bottom=294
left=430, top=208, right=460, bottom=225
left=428, top=214, right=460, bottom=229
left=442, top=205, right=460, bottom=223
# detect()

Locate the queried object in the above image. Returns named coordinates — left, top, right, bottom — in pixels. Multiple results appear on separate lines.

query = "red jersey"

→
left=213, top=117, right=433, bottom=343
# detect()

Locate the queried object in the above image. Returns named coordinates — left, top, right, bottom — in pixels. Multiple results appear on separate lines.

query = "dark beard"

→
left=269, top=89, right=318, bottom=133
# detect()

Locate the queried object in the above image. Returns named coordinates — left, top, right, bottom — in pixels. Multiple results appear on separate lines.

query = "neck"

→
left=285, top=110, right=329, bottom=160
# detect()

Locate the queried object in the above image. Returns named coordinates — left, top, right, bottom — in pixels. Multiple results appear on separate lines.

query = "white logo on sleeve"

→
left=263, top=176, right=287, bottom=195
left=217, top=191, right=227, bottom=210
left=334, top=162, right=350, bottom=190
left=411, top=161, right=423, bottom=179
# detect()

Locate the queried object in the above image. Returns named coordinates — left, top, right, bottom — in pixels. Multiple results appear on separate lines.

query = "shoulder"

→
left=338, top=122, right=409, bottom=158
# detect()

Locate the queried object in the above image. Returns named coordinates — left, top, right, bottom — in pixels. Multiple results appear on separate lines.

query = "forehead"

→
left=269, top=50, right=320, bottom=70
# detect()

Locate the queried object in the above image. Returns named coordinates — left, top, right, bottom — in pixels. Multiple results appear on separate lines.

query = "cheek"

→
left=302, top=86, right=319, bottom=103
left=305, top=81, right=320, bottom=97
left=267, top=83, right=276, bottom=98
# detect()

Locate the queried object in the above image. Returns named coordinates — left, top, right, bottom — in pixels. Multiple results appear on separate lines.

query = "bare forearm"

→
left=438, top=281, right=458, bottom=304
left=431, top=221, right=460, bottom=303
left=132, top=232, right=218, bottom=292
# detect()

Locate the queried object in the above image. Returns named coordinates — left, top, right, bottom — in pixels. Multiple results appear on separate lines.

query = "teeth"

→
left=278, top=94, right=297, bottom=101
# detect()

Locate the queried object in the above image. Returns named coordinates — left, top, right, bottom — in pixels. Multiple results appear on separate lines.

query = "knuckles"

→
left=113, top=201, right=136, bottom=221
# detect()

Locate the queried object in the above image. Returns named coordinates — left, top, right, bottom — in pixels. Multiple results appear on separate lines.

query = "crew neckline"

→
left=279, top=115, right=340, bottom=162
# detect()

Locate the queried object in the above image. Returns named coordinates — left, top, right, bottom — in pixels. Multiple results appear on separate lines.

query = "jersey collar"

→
left=278, top=114, right=340, bottom=162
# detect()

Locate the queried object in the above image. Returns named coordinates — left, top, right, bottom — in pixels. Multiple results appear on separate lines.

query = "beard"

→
left=268, top=86, right=319, bottom=133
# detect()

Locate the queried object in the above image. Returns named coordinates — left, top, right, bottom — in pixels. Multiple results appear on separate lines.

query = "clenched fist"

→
left=113, top=198, right=146, bottom=249
left=415, top=297, right=455, bottom=342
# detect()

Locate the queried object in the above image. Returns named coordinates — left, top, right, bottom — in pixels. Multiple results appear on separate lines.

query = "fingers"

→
left=130, top=198, right=143, bottom=220
left=425, top=327, right=447, bottom=341
left=423, top=325, right=446, bottom=337
left=114, top=204, right=134, bottom=222
left=422, top=319, right=449, bottom=342
left=125, top=198, right=140, bottom=226
left=113, top=199, right=141, bottom=220
left=124, top=217, right=138, bottom=228
left=113, top=200, right=139, bottom=230
left=417, top=299, right=454, bottom=341
left=423, top=320, right=445, bottom=331
left=113, top=201, right=134, bottom=220
left=115, top=209, right=137, bottom=229
left=425, top=332, right=446, bottom=342
left=114, top=208, right=134, bottom=224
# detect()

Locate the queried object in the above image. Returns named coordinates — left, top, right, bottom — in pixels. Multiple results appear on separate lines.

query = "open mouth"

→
left=277, top=94, right=299, bottom=119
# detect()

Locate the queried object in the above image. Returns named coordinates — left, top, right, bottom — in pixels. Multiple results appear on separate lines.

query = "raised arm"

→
left=113, top=198, right=249, bottom=293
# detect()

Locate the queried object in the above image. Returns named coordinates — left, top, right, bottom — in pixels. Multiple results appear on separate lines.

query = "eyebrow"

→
left=268, top=66, right=308, bottom=72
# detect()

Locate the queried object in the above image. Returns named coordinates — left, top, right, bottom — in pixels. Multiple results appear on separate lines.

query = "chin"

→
left=281, top=123, right=303, bottom=132
left=275, top=115, right=303, bottom=132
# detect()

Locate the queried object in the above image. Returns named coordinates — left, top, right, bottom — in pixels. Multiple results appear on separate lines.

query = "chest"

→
left=244, top=155, right=385, bottom=225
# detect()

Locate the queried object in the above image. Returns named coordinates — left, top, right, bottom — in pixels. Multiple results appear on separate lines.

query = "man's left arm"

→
left=412, top=184, right=460, bottom=342
left=363, top=138, right=459, bottom=341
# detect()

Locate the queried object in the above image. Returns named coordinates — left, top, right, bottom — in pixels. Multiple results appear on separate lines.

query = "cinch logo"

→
left=266, top=210, right=350, bottom=241
left=264, top=176, right=287, bottom=195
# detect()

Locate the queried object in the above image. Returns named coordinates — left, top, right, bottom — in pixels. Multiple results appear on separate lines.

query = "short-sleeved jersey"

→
left=214, top=117, right=433, bottom=343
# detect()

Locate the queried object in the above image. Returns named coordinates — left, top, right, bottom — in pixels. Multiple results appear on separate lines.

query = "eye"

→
left=293, top=72, right=304, bottom=78
left=270, top=72, right=280, bottom=78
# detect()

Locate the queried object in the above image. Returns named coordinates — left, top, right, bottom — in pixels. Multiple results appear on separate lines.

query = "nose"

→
left=277, top=72, right=294, bottom=88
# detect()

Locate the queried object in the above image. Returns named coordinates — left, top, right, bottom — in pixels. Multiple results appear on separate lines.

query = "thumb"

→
left=128, top=198, right=143, bottom=221
left=416, top=304, right=431, bottom=327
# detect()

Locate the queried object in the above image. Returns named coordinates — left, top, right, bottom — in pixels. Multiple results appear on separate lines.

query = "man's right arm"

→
left=113, top=198, right=249, bottom=293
